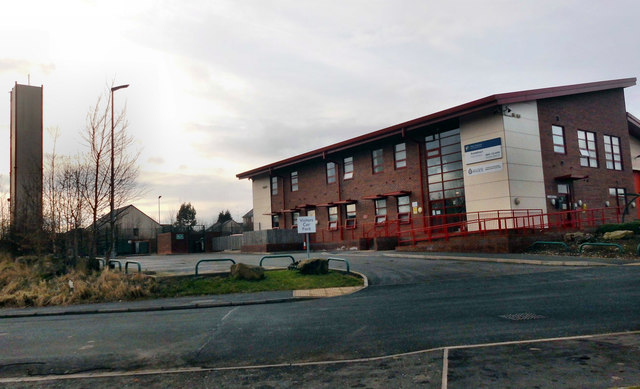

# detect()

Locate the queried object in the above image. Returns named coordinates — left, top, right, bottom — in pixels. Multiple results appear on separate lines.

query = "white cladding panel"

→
left=252, top=175, right=272, bottom=230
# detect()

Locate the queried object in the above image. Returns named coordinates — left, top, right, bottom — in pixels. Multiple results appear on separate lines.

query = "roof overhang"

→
left=237, top=78, right=636, bottom=180
left=555, top=174, right=589, bottom=181
left=332, top=199, right=357, bottom=205
left=382, top=190, right=411, bottom=197
left=629, top=112, right=640, bottom=139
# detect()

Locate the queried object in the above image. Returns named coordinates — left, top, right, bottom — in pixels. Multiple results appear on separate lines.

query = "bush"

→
left=596, top=221, right=640, bottom=235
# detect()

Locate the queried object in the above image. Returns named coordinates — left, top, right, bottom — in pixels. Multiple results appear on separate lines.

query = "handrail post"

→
left=259, top=254, right=296, bottom=267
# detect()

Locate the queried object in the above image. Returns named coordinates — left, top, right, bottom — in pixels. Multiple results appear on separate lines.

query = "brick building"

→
left=237, top=78, right=638, bottom=250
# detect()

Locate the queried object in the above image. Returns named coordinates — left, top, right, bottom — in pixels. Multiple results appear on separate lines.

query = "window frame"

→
left=326, top=162, right=337, bottom=184
left=290, top=171, right=298, bottom=192
left=328, top=206, right=338, bottom=231
left=577, top=130, right=598, bottom=168
left=343, top=156, right=354, bottom=180
left=394, top=142, right=407, bottom=169
left=271, top=214, right=280, bottom=229
left=271, top=176, right=278, bottom=195
left=292, top=211, right=300, bottom=228
left=372, top=148, right=384, bottom=174
left=603, top=135, right=622, bottom=170
left=374, top=198, right=387, bottom=225
left=552, top=125, right=566, bottom=154
left=397, top=195, right=411, bottom=224
left=345, top=203, right=357, bottom=229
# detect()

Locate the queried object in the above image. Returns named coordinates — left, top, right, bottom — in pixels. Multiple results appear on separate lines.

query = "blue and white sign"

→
left=464, top=137, right=502, bottom=164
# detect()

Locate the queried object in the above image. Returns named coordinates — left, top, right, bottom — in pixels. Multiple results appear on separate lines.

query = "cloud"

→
left=147, top=156, right=165, bottom=165
left=0, top=59, right=55, bottom=76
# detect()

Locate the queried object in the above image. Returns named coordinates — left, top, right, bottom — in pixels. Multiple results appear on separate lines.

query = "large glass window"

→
left=271, top=176, right=278, bottom=195
left=394, top=143, right=407, bottom=169
left=578, top=130, right=598, bottom=168
left=291, top=171, right=298, bottom=191
left=328, top=206, right=338, bottom=230
left=372, top=148, right=384, bottom=173
left=425, top=129, right=465, bottom=217
left=343, top=156, right=354, bottom=180
left=375, top=199, right=387, bottom=224
left=604, top=135, right=622, bottom=170
left=326, top=162, right=336, bottom=184
left=552, top=125, right=566, bottom=154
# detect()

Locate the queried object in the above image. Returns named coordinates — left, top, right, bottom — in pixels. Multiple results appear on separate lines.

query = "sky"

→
left=1, top=0, right=639, bottom=226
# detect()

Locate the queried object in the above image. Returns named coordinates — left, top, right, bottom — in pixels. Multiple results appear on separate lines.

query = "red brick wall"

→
left=270, top=135, right=428, bottom=237
left=537, top=89, right=636, bottom=219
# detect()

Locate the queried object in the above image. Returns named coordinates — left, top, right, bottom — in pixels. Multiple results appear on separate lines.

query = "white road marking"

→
left=1, top=329, right=639, bottom=384
left=441, top=348, right=448, bottom=389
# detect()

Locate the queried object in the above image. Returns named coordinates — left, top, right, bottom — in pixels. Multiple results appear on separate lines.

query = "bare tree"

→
left=81, top=84, right=141, bottom=259
left=57, top=155, right=87, bottom=258
left=43, top=126, right=61, bottom=253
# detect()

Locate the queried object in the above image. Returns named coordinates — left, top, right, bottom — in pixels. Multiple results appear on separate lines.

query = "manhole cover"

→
left=499, top=312, right=546, bottom=321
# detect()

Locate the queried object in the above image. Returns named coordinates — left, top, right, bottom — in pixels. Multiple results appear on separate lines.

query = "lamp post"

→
left=109, top=83, right=129, bottom=260
left=158, top=195, right=162, bottom=224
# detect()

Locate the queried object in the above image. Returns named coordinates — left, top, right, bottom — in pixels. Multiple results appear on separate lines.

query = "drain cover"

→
left=499, top=312, right=546, bottom=321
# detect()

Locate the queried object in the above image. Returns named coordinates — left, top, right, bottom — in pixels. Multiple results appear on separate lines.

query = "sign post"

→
left=297, top=216, right=316, bottom=259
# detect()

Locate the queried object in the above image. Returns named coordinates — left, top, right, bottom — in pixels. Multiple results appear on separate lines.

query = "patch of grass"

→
left=153, top=270, right=363, bottom=297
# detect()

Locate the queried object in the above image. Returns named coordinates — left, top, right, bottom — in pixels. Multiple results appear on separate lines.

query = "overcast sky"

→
left=1, top=0, right=639, bottom=225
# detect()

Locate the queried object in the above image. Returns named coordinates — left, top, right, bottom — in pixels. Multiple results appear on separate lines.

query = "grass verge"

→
left=153, top=270, right=363, bottom=297
left=0, top=254, right=363, bottom=308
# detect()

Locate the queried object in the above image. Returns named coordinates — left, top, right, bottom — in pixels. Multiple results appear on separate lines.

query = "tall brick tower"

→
left=9, top=83, right=43, bottom=233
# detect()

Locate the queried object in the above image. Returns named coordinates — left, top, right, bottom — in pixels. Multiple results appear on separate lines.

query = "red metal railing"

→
left=310, top=207, right=625, bottom=246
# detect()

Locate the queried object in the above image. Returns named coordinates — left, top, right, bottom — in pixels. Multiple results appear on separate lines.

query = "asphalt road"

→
left=1, top=254, right=639, bottom=382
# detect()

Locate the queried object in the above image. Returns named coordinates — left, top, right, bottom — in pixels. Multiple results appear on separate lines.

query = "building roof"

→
left=94, top=204, right=160, bottom=229
left=242, top=209, right=253, bottom=219
left=237, top=77, right=636, bottom=179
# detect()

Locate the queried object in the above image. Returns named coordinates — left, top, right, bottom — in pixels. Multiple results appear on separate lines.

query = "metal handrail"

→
left=327, top=257, right=350, bottom=273
left=108, top=260, right=122, bottom=271
left=579, top=242, right=623, bottom=254
left=259, top=254, right=296, bottom=267
left=529, top=241, right=570, bottom=252
left=195, top=258, right=236, bottom=276
left=125, top=261, right=142, bottom=274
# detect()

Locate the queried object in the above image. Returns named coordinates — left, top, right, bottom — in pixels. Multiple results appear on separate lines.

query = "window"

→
left=558, top=183, right=569, bottom=194
left=327, top=162, right=336, bottom=184
left=343, top=157, right=354, bottom=180
left=577, top=130, right=598, bottom=167
left=425, top=129, right=465, bottom=217
left=552, top=125, right=566, bottom=154
left=375, top=199, right=387, bottom=224
left=271, top=176, right=278, bottom=195
left=133, top=228, right=139, bottom=237
left=372, top=148, right=384, bottom=173
left=292, top=212, right=299, bottom=228
left=328, top=206, right=338, bottom=230
left=394, top=143, right=407, bottom=169
left=272, top=215, right=279, bottom=229
left=397, top=195, right=411, bottom=223
left=290, top=171, right=298, bottom=191
left=345, top=203, right=357, bottom=229
left=604, top=135, right=622, bottom=170
left=609, top=187, right=626, bottom=208
left=307, top=209, right=316, bottom=219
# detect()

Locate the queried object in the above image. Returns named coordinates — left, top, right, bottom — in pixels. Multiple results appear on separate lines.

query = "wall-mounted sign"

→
left=467, top=161, right=503, bottom=176
left=464, top=137, right=502, bottom=164
left=297, top=216, right=317, bottom=234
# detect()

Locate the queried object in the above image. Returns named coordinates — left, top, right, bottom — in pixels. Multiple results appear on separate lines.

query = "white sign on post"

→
left=297, top=216, right=317, bottom=234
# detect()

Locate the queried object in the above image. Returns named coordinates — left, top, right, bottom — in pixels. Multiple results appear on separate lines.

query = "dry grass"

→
left=0, top=254, right=156, bottom=308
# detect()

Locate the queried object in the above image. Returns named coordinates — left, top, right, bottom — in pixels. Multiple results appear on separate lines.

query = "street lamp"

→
left=158, top=195, right=162, bottom=224
left=109, top=83, right=129, bottom=260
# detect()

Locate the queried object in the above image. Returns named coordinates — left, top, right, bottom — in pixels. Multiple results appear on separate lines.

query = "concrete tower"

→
left=9, top=83, right=43, bottom=233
